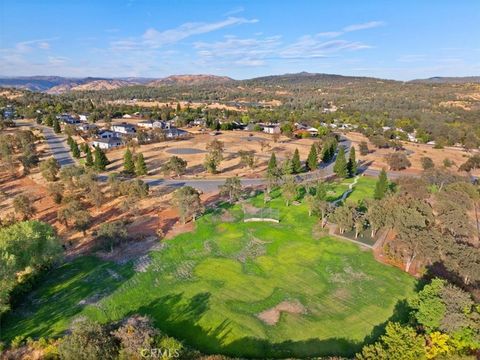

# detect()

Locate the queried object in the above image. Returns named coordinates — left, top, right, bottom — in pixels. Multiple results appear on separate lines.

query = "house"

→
left=57, top=114, right=80, bottom=124
left=165, top=127, right=190, bottom=139
left=244, top=123, right=258, bottom=132
left=111, top=123, right=137, bottom=134
left=76, top=123, right=97, bottom=132
left=91, top=137, right=122, bottom=150
left=306, top=127, right=319, bottom=136
left=97, top=130, right=116, bottom=139
left=193, top=118, right=206, bottom=127
left=79, top=114, right=88, bottom=122
left=263, top=125, right=281, bottom=135
left=122, top=114, right=133, bottom=119
left=138, top=120, right=167, bottom=129
left=407, top=133, right=418, bottom=143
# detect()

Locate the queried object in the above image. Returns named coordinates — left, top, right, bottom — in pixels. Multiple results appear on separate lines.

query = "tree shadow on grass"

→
left=0, top=256, right=135, bottom=342
left=130, top=292, right=412, bottom=359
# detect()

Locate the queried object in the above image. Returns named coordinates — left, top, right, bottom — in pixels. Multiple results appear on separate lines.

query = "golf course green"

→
left=2, top=187, right=415, bottom=358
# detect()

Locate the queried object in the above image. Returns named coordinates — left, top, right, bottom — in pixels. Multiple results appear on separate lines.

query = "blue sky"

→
left=1, top=0, right=479, bottom=80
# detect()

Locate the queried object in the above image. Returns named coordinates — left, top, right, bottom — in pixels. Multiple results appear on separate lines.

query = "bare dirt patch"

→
left=257, top=300, right=307, bottom=325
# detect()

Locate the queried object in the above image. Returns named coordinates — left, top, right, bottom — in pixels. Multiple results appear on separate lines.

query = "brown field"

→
left=108, top=100, right=248, bottom=112
left=345, top=132, right=479, bottom=176
left=103, top=130, right=318, bottom=179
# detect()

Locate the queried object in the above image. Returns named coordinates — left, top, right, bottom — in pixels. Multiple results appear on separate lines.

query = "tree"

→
left=347, top=146, right=357, bottom=177
left=123, top=148, right=135, bottom=175
left=94, top=146, right=109, bottom=171
left=39, top=157, right=60, bottom=182
left=333, top=146, right=347, bottom=178
left=135, top=153, right=147, bottom=176
left=71, top=141, right=80, bottom=159
left=53, top=118, right=61, bottom=134
left=266, top=153, right=281, bottom=191
left=172, top=186, right=204, bottom=223
left=331, top=203, right=357, bottom=234
left=238, top=150, right=256, bottom=170
left=97, top=220, right=129, bottom=252
left=219, top=176, right=243, bottom=203
left=74, top=210, right=92, bottom=236
left=0, top=221, right=61, bottom=315
left=359, top=141, right=369, bottom=156
left=292, top=148, right=302, bottom=173
left=357, top=322, right=426, bottom=360
left=162, top=156, right=187, bottom=177
left=85, top=146, right=93, bottom=167
left=306, top=144, right=318, bottom=171
left=420, top=156, right=435, bottom=170
left=374, top=169, right=389, bottom=200
left=366, top=200, right=388, bottom=237
left=386, top=152, right=411, bottom=170
left=112, top=316, right=160, bottom=360
left=408, top=278, right=446, bottom=333
left=13, top=194, right=35, bottom=220
left=204, top=139, right=224, bottom=173
left=47, top=182, right=64, bottom=204
left=58, top=319, right=118, bottom=360
left=281, top=176, right=297, bottom=206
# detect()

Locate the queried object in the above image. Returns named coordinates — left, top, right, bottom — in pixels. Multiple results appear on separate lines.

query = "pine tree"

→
left=333, top=147, right=347, bottom=178
left=85, top=146, right=93, bottom=167
left=292, top=148, right=302, bottom=174
left=282, top=158, right=293, bottom=175
left=306, top=144, right=318, bottom=171
left=67, top=135, right=74, bottom=148
left=347, top=146, right=357, bottom=177
left=53, top=118, right=61, bottom=133
left=94, top=146, right=109, bottom=171
left=135, top=153, right=147, bottom=176
left=123, top=148, right=135, bottom=174
left=71, top=141, right=80, bottom=158
left=315, top=181, right=327, bottom=200
left=374, top=168, right=388, bottom=200
left=267, top=153, right=278, bottom=176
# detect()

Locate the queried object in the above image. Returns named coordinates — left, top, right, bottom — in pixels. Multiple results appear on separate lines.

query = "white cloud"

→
left=111, top=17, right=258, bottom=51
left=343, top=21, right=385, bottom=32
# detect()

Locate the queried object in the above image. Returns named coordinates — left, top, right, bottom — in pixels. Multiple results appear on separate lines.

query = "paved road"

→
left=14, top=120, right=75, bottom=166
left=41, top=125, right=75, bottom=166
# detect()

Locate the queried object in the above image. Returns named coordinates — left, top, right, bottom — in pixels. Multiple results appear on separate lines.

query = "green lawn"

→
left=2, top=188, right=414, bottom=358
left=345, top=176, right=377, bottom=203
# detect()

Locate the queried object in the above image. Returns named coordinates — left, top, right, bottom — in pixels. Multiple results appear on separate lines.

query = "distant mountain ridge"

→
left=1, top=73, right=479, bottom=92
left=409, top=76, right=480, bottom=84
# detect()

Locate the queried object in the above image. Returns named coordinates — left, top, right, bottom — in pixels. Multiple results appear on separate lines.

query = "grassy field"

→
left=2, top=181, right=415, bottom=358
left=345, top=176, right=377, bottom=203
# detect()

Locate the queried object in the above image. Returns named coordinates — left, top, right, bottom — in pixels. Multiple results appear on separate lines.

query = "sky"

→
left=0, top=0, right=479, bottom=80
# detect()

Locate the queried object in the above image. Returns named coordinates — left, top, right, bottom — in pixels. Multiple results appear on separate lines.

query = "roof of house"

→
left=92, top=137, right=122, bottom=145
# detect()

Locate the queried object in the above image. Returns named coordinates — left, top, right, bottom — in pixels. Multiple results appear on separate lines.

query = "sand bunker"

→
left=257, top=300, right=307, bottom=325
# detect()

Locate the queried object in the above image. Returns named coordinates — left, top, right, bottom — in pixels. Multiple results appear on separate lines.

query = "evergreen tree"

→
left=333, top=147, right=347, bottom=178
left=135, top=153, right=147, bottom=176
left=71, top=141, right=80, bottom=159
left=67, top=135, right=74, bottom=148
left=267, top=153, right=278, bottom=176
left=94, top=146, right=109, bottom=171
left=306, top=144, right=318, bottom=171
left=123, top=148, right=135, bottom=174
left=282, top=157, right=294, bottom=175
left=347, top=146, right=357, bottom=177
left=53, top=118, right=61, bottom=133
left=292, top=148, right=302, bottom=173
left=85, top=146, right=93, bottom=167
left=374, top=168, right=389, bottom=200
left=315, top=181, right=327, bottom=200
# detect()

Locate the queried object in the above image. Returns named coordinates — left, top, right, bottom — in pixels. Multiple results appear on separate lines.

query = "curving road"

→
left=14, top=119, right=410, bottom=192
